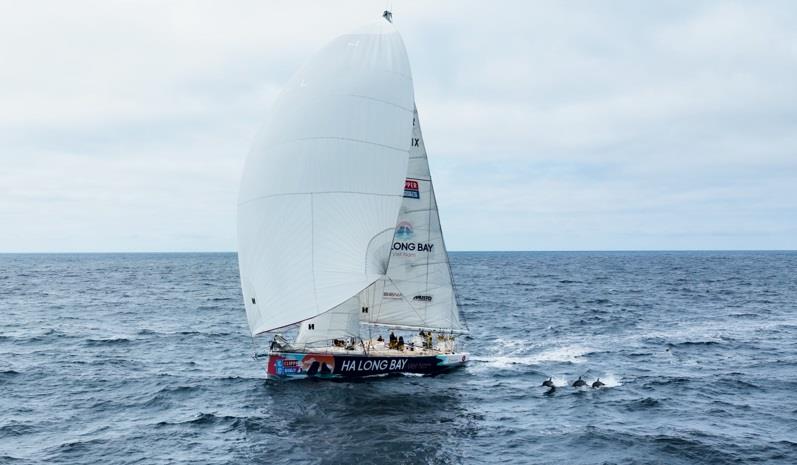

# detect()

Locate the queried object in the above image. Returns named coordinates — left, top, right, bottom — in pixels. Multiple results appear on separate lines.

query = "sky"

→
left=1, top=1, right=795, bottom=252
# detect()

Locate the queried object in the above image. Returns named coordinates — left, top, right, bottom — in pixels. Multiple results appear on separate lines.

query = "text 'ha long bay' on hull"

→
left=236, top=11, right=469, bottom=380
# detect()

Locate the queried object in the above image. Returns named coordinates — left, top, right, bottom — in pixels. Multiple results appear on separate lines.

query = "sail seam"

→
left=263, top=136, right=410, bottom=154
left=277, top=91, right=414, bottom=112
left=345, top=93, right=414, bottom=112
left=239, top=191, right=401, bottom=207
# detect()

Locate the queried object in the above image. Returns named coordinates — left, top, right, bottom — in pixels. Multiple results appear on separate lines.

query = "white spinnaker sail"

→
left=364, top=108, right=467, bottom=333
left=238, top=21, right=414, bottom=336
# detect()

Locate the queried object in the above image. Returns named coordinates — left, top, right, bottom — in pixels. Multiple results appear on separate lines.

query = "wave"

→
left=156, top=411, right=240, bottom=428
left=0, top=370, right=21, bottom=384
left=471, top=345, right=593, bottom=370
left=627, top=397, right=661, bottom=409
left=140, top=385, right=201, bottom=409
left=670, top=340, right=722, bottom=347
left=84, top=337, right=131, bottom=346
left=0, top=422, right=35, bottom=437
left=42, top=437, right=108, bottom=457
left=576, top=427, right=743, bottom=463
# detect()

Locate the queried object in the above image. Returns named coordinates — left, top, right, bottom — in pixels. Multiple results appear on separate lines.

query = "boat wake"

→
left=471, top=344, right=592, bottom=370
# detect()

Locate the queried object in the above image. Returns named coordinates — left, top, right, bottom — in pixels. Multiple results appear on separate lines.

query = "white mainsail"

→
left=294, top=295, right=361, bottom=346
left=237, top=20, right=415, bottom=336
left=363, top=108, right=468, bottom=333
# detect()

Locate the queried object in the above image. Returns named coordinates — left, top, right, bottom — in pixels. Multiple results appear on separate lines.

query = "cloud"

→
left=1, top=1, right=795, bottom=251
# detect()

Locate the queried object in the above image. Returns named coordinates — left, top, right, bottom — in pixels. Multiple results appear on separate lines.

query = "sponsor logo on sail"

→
left=383, top=291, right=402, bottom=299
left=403, top=179, right=420, bottom=199
left=392, top=242, right=434, bottom=253
left=413, top=295, right=433, bottom=302
left=395, top=221, right=414, bottom=240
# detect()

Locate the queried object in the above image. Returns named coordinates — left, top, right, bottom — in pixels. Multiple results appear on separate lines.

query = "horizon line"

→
left=1, top=249, right=795, bottom=255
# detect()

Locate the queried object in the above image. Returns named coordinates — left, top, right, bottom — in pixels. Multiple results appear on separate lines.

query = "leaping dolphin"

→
left=542, top=377, right=554, bottom=388
left=572, top=376, right=587, bottom=388
left=592, top=378, right=605, bottom=388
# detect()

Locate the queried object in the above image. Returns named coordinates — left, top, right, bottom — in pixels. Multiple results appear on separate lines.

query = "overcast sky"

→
left=2, top=1, right=795, bottom=252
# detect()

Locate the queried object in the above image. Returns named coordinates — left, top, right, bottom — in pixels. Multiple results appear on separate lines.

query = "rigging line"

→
left=424, top=159, right=433, bottom=323
left=386, top=275, right=427, bottom=324
left=413, top=108, right=434, bottom=323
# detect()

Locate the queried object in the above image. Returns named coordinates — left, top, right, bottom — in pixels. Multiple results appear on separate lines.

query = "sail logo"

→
left=413, top=295, right=432, bottom=302
left=395, top=221, right=414, bottom=240
left=403, top=179, right=420, bottom=199
left=392, top=242, right=434, bottom=253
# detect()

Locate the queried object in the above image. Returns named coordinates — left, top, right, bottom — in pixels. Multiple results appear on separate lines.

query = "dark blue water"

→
left=2, top=252, right=796, bottom=464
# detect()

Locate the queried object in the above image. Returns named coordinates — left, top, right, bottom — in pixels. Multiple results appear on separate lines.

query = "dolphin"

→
left=572, top=376, right=587, bottom=388
left=542, top=377, right=554, bottom=388
left=591, top=378, right=605, bottom=388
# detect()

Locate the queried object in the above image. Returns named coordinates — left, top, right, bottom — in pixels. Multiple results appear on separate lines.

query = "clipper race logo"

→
left=395, top=221, right=414, bottom=241
left=403, top=179, right=420, bottom=199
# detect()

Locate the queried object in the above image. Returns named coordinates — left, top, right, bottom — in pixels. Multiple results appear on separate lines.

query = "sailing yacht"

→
left=237, top=11, right=469, bottom=379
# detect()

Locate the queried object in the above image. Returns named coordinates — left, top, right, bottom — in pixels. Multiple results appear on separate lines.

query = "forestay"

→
left=237, top=21, right=415, bottom=336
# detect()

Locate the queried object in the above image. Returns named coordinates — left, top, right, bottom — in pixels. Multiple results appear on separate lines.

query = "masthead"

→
left=382, top=10, right=393, bottom=23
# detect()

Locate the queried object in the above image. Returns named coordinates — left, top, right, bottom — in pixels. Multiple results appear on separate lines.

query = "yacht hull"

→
left=265, top=351, right=468, bottom=380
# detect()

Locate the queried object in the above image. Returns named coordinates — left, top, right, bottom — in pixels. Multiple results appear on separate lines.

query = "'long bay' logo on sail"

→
left=403, top=179, right=420, bottom=199
left=395, top=221, right=414, bottom=240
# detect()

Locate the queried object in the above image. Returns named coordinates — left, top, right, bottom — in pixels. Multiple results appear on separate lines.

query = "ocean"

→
left=1, top=251, right=796, bottom=464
